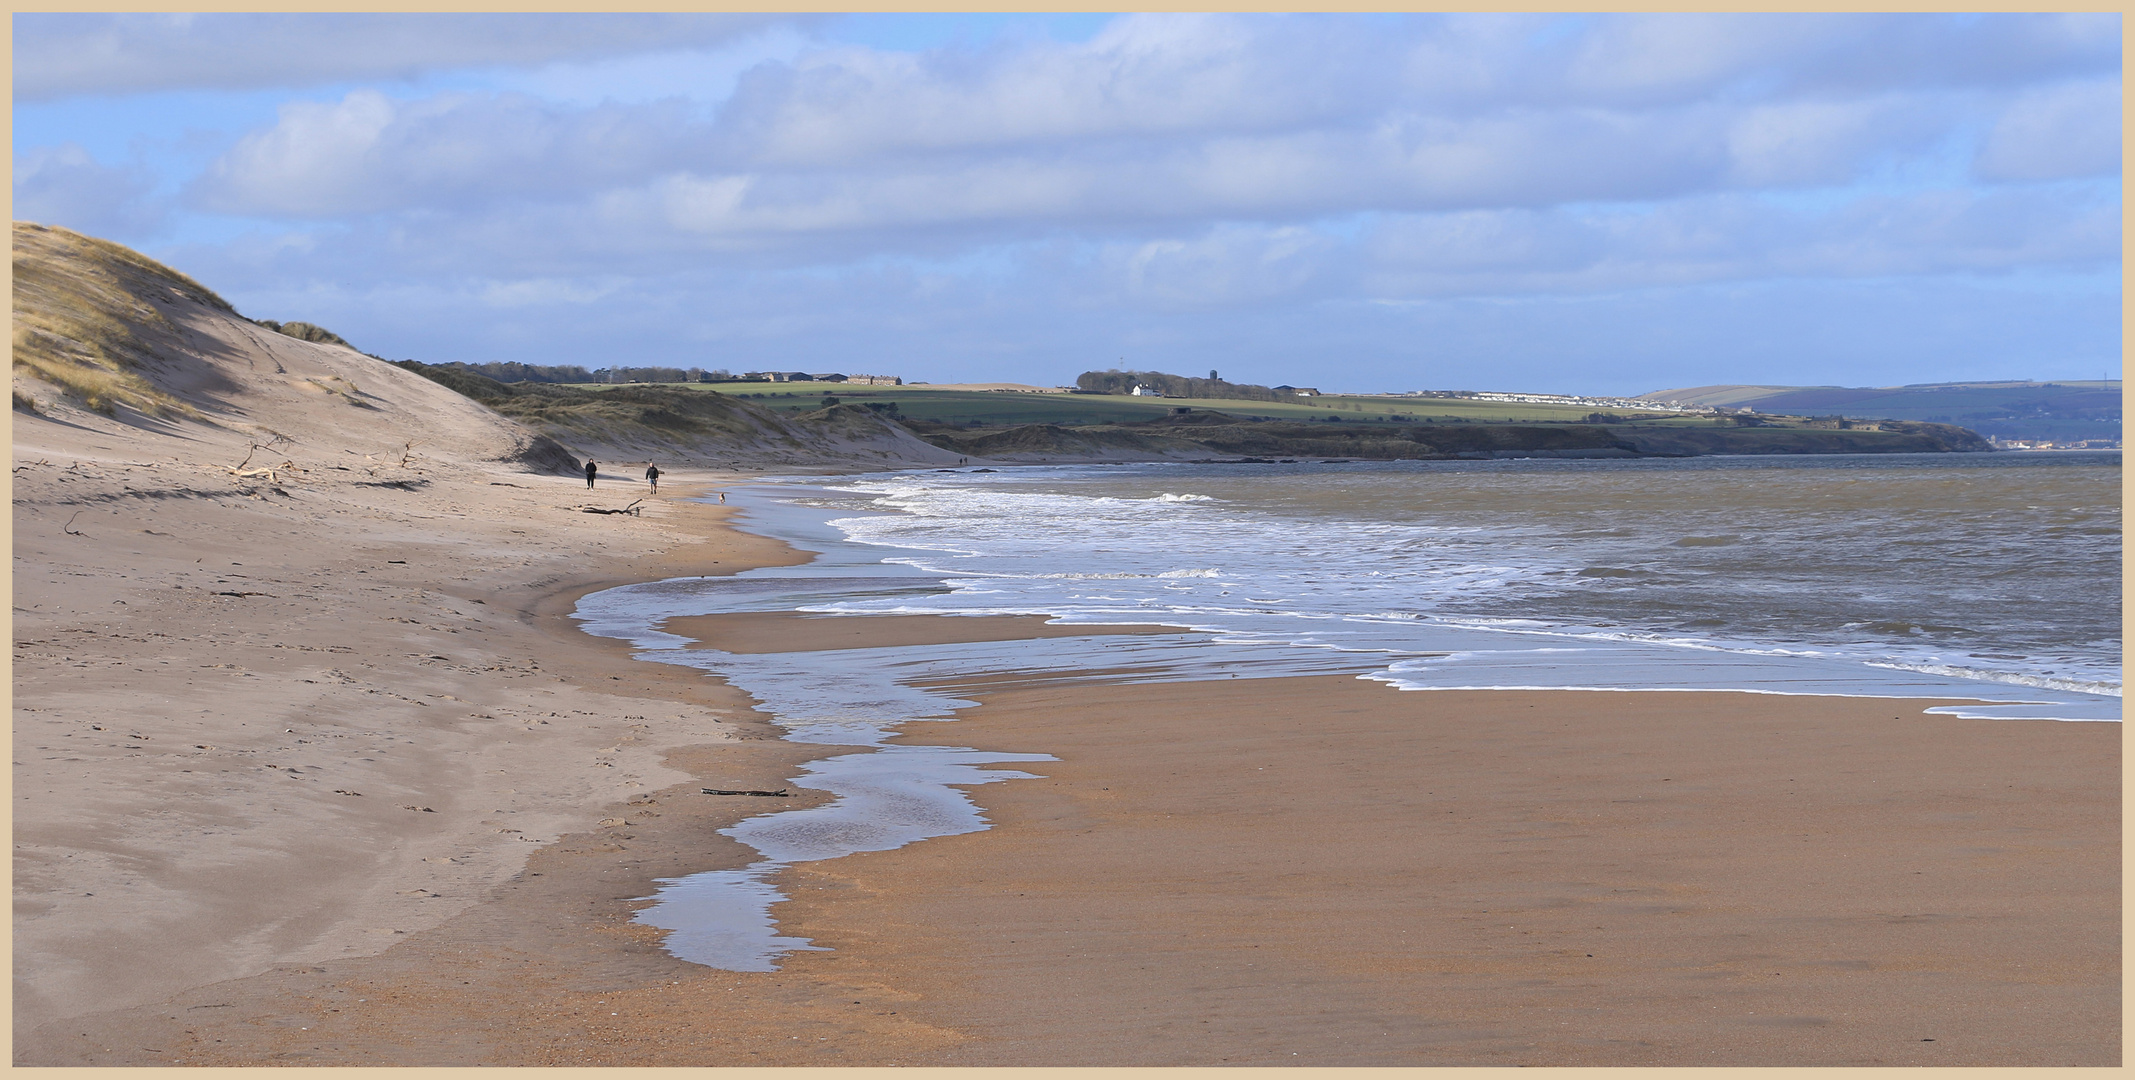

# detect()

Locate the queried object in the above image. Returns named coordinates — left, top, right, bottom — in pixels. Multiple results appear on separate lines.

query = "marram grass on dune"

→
left=10, top=221, right=238, bottom=418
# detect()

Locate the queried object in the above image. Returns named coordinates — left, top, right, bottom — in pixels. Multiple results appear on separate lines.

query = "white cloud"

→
left=1115, top=225, right=1338, bottom=309
left=188, top=12, right=2118, bottom=241
left=1398, top=14, right=2120, bottom=109
left=722, top=14, right=1398, bottom=166
left=1974, top=77, right=2123, bottom=182
left=12, top=143, right=165, bottom=235
left=477, top=278, right=623, bottom=309
left=1563, top=14, right=1842, bottom=104
left=481, top=29, right=815, bottom=109
left=195, top=243, right=2117, bottom=395
left=1358, top=187, right=2118, bottom=298
left=188, top=90, right=703, bottom=217
left=1722, top=95, right=1955, bottom=187
left=13, top=13, right=799, bottom=101
left=100, top=13, right=2121, bottom=393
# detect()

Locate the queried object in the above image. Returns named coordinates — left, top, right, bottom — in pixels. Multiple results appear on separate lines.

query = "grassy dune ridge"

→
left=8, top=220, right=939, bottom=469
left=11, top=221, right=238, bottom=417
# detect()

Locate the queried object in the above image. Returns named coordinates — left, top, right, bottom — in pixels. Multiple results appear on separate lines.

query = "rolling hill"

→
left=1643, top=382, right=2120, bottom=444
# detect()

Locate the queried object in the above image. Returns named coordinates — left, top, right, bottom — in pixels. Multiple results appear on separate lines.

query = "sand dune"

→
left=10, top=225, right=818, bottom=1043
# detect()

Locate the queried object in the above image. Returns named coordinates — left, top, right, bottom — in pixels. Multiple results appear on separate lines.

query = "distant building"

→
left=811, top=373, right=848, bottom=383
left=846, top=373, right=902, bottom=385
left=762, top=371, right=813, bottom=382
left=1129, top=384, right=1157, bottom=396
left=1274, top=385, right=1321, bottom=396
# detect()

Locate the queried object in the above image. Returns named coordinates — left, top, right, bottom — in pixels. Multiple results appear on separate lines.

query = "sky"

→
left=12, top=12, right=2122, bottom=395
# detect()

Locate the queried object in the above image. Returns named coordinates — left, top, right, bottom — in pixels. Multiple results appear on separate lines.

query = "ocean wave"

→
left=777, top=460, right=2121, bottom=714
left=1862, top=661, right=2122, bottom=698
left=963, top=567, right=1222, bottom=581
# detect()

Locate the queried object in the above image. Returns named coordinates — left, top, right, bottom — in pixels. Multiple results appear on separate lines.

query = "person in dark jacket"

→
left=584, top=460, right=598, bottom=488
left=645, top=463, right=660, bottom=494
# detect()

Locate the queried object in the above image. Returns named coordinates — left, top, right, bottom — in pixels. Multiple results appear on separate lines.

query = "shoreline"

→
left=710, top=463, right=2121, bottom=722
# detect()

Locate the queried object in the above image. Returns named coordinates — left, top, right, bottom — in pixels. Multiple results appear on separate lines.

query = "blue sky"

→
left=14, top=13, right=2121, bottom=394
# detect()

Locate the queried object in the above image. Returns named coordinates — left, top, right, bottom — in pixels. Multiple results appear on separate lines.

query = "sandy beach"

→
left=19, top=517, right=2118, bottom=1066
left=10, top=455, right=798, bottom=1055
left=14, top=16, right=2120, bottom=1065
left=780, top=678, right=2120, bottom=1066
left=8, top=287, right=833, bottom=1061
left=10, top=285, right=2119, bottom=1065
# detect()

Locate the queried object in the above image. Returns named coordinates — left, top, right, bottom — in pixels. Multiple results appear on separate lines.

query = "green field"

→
left=557, top=382, right=1707, bottom=427
left=414, top=370, right=1991, bottom=460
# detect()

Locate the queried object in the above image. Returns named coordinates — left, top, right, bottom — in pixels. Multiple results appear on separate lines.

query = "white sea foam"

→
left=790, top=457, right=2122, bottom=715
left=1863, top=662, right=2123, bottom=699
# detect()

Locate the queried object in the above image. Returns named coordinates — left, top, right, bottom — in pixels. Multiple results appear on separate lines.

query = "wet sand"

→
left=44, top=657, right=2118, bottom=1065
left=773, top=677, right=2121, bottom=1066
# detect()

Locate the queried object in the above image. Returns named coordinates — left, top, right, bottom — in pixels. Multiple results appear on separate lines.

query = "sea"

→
left=573, top=450, right=2122, bottom=970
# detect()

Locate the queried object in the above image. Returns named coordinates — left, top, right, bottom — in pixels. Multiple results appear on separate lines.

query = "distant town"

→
left=1985, top=437, right=2123, bottom=450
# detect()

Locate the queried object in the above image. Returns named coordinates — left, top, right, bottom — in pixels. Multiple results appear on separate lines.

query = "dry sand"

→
left=8, top=299, right=818, bottom=1059
left=10, top=446, right=795, bottom=1048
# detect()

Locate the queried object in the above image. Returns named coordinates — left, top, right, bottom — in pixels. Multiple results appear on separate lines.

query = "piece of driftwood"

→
left=578, top=498, right=644, bottom=517
left=702, top=787, right=790, bottom=797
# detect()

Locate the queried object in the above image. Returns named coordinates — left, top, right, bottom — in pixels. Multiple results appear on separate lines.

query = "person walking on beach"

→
left=584, top=460, right=598, bottom=488
left=645, top=463, right=660, bottom=494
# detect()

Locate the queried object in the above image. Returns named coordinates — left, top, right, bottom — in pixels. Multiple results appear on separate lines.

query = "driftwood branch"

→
left=577, top=499, right=644, bottom=517
left=227, top=444, right=301, bottom=484
left=702, top=788, right=789, bottom=797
